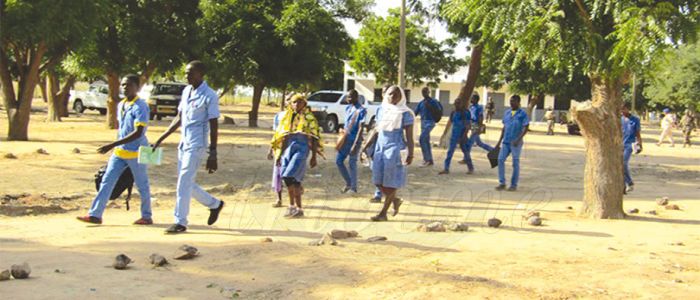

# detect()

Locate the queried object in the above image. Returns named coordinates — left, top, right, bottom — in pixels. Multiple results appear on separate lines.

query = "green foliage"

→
left=442, top=0, right=700, bottom=82
left=350, top=9, right=464, bottom=85
left=645, top=41, right=700, bottom=110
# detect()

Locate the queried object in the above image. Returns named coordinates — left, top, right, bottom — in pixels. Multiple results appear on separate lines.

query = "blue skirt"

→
left=280, top=134, right=310, bottom=183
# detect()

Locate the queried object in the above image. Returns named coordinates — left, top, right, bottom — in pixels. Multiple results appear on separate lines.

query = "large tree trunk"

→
left=139, top=62, right=157, bottom=89
left=456, top=44, right=483, bottom=104
left=280, top=88, right=287, bottom=111
left=106, top=71, right=120, bottom=129
left=249, top=82, right=265, bottom=127
left=0, top=44, right=46, bottom=140
left=572, top=77, right=625, bottom=219
left=59, top=77, right=75, bottom=118
left=39, top=77, right=48, bottom=103
left=46, top=70, right=62, bottom=122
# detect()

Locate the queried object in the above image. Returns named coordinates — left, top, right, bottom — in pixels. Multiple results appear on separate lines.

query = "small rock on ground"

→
left=366, top=236, right=387, bottom=242
left=36, top=148, right=48, bottom=155
left=330, top=229, right=359, bottom=239
left=645, top=210, right=657, bottom=215
left=149, top=253, right=168, bottom=267
left=260, top=237, right=273, bottom=243
left=523, top=211, right=540, bottom=219
left=0, top=270, right=10, bottom=281
left=10, top=263, right=31, bottom=279
left=222, top=116, right=236, bottom=125
left=4, top=153, right=17, bottom=159
left=417, top=222, right=446, bottom=232
left=487, top=218, right=502, bottom=228
left=113, top=254, right=132, bottom=270
left=448, top=222, right=469, bottom=232
left=566, top=206, right=573, bottom=210
left=309, top=233, right=338, bottom=246
left=174, top=245, right=199, bottom=260
left=627, top=208, right=639, bottom=214
left=528, top=216, right=542, bottom=226
left=656, top=197, right=669, bottom=206
left=72, top=148, right=81, bottom=154
left=665, top=204, right=680, bottom=210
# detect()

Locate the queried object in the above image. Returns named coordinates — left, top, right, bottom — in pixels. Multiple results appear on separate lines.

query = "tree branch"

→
left=574, top=0, right=595, bottom=32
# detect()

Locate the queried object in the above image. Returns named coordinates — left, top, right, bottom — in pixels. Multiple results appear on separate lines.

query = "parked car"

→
left=69, top=81, right=111, bottom=115
left=145, top=82, right=187, bottom=120
left=306, top=90, right=380, bottom=133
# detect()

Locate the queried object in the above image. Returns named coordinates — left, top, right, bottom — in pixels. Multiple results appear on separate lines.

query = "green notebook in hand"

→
left=138, top=146, right=163, bottom=165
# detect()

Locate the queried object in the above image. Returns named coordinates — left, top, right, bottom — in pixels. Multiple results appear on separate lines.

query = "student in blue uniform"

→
left=366, top=85, right=415, bottom=221
left=621, top=102, right=643, bottom=193
left=271, top=94, right=322, bottom=218
left=153, top=61, right=224, bottom=234
left=414, top=87, right=442, bottom=167
left=463, top=94, right=494, bottom=173
left=77, top=74, right=152, bottom=225
left=336, top=89, right=366, bottom=193
left=439, top=99, right=471, bottom=175
left=362, top=85, right=390, bottom=203
left=495, top=95, right=529, bottom=191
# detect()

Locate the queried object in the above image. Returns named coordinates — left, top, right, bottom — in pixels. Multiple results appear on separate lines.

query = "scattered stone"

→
left=607, top=247, right=618, bottom=251
left=366, top=236, right=387, bottom=242
left=260, top=237, right=273, bottom=243
left=3, top=153, right=17, bottom=159
left=448, top=222, right=469, bottom=232
left=523, top=211, right=540, bottom=219
left=309, top=233, right=338, bottom=246
left=174, top=244, right=199, bottom=260
left=487, top=218, right=502, bottom=228
left=645, top=210, right=657, bottom=215
left=329, top=229, right=359, bottom=239
left=670, top=242, right=685, bottom=246
left=36, top=148, right=48, bottom=155
left=72, top=148, right=81, bottom=154
left=149, top=253, right=168, bottom=267
left=566, top=206, right=573, bottom=210
left=665, top=204, right=680, bottom=210
left=0, top=270, right=10, bottom=281
left=222, top=116, right=236, bottom=125
left=656, top=197, right=669, bottom=206
left=112, top=254, right=132, bottom=270
left=674, top=279, right=683, bottom=283
left=627, top=208, right=639, bottom=214
left=10, top=263, right=31, bottom=279
left=528, top=216, right=543, bottom=226
left=417, top=222, right=446, bottom=232
left=54, top=269, right=65, bottom=274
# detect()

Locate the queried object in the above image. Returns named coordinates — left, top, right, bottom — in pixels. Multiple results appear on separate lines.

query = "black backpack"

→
left=94, top=165, right=134, bottom=210
left=425, top=99, right=443, bottom=123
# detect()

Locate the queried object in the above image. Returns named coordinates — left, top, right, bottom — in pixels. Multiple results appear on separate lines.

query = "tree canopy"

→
left=350, top=8, right=464, bottom=86
left=645, top=41, right=700, bottom=111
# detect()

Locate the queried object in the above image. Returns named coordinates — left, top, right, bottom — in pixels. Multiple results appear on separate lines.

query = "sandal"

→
left=76, top=216, right=102, bottom=224
left=133, top=218, right=153, bottom=225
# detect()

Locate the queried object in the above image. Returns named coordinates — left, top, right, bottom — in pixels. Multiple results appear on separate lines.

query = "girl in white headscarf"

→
left=364, top=85, right=415, bottom=221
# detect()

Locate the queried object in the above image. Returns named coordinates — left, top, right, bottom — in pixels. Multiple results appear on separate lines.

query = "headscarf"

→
left=376, top=86, right=414, bottom=132
left=270, top=94, right=323, bottom=159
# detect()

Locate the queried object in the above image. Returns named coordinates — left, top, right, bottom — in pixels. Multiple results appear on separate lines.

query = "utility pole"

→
left=398, top=0, right=406, bottom=89
left=631, top=73, right=637, bottom=113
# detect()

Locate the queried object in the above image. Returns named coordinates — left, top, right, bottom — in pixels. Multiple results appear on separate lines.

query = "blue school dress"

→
left=372, top=109, right=415, bottom=189
left=280, top=133, right=310, bottom=183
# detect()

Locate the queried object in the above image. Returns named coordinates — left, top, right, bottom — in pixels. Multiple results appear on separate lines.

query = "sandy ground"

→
left=1, top=102, right=699, bottom=299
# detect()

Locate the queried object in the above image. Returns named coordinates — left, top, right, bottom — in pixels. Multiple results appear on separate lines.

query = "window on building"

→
left=553, top=96, right=571, bottom=110
left=346, top=79, right=355, bottom=90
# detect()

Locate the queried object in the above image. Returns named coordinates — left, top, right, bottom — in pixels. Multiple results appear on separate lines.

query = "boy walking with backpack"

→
left=414, top=87, right=443, bottom=167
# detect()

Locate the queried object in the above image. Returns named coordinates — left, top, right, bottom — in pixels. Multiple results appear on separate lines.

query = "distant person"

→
left=495, top=95, right=529, bottom=191
left=463, top=94, right=494, bottom=172
left=558, top=111, right=568, bottom=125
left=681, top=109, right=696, bottom=147
left=657, top=108, right=676, bottom=147
left=268, top=102, right=289, bottom=208
left=485, top=97, right=495, bottom=123
left=367, top=85, right=415, bottom=221
left=414, top=87, right=442, bottom=167
left=439, top=99, right=471, bottom=175
left=76, top=74, right=152, bottom=225
left=544, top=107, right=556, bottom=135
left=335, top=89, right=366, bottom=194
left=270, top=94, right=322, bottom=218
left=152, top=61, right=224, bottom=234
left=621, top=102, right=642, bottom=193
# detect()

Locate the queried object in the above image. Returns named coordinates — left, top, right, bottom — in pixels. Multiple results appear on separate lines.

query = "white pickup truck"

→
left=306, top=90, right=381, bottom=133
left=68, top=81, right=113, bottom=115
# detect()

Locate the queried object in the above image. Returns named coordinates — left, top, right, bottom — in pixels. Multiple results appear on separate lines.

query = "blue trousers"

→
left=419, top=121, right=436, bottom=163
left=444, top=129, right=471, bottom=171
left=175, top=147, right=221, bottom=226
left=467, top=131, right=494, bottom=152
left=89, top=154, right=151, bottom=219
left=498, top=142, right=523, bottom=187
left=623, top=143, right=634, bottom=186
left=336, top=148, right=359, bottom=191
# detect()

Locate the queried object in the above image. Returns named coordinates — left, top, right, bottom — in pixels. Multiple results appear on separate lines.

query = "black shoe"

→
left=371, top=214, right=388, bottom=222
left=208, top=200, right=225, bottom=225
left=369, top=197, right=382, bottom=203
left=165, top=224, right=187, bottom=234
left=495, top=184, right=506, bottom=191
left=507, top=186, right=517, bottom=192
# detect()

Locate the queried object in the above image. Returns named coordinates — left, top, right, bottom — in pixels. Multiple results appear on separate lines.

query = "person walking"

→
left=495, top=95, right=529, bottom=191
left=413, top=87, right=442, bottom=167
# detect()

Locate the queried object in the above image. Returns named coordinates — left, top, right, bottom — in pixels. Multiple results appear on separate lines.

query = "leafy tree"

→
left=443, top=0, right=700, bottom=219
left=350, top=8, right=464, bottom=87
left=645, top=41, right=700, bottom=111
left=0, top=0, right=109, bottom=140
left=72, top=0, right=201, bottom=128
left=199, top=0, right=358, bottom=127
